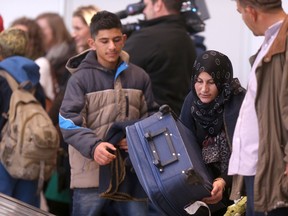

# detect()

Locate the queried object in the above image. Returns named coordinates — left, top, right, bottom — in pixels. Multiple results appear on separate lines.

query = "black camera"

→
left=116, top=0, right=209, bottom=36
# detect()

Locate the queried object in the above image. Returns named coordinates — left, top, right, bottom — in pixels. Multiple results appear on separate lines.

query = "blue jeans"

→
left=0, top=162, right=40, bottom=207
left=244, top=176, right=288, bottom=216
left=72, top=187, right=148, bottom=216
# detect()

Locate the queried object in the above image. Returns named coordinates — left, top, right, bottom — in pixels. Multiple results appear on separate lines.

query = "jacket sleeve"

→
left=179, top=91, right=194, bottom=130
left=59, top=73, right=102, bottom=159
left=280, top=57, right=288, bottom=163
left=140, top=70, right=159, bottom=117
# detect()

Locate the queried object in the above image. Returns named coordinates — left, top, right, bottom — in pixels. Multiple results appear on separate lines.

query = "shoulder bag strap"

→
left=0, top=70, right=19, bottom=91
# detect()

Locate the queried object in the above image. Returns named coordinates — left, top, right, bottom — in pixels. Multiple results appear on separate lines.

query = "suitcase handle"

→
left=144, top=127, right=178, bottom=171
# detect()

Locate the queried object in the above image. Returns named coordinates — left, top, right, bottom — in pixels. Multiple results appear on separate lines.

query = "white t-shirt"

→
left=35, top=57, right=55, bottom=101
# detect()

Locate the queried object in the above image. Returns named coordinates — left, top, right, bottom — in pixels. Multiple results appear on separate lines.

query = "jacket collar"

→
left=66, top=49, right=130, bottom=74
left=252, top=15, right=288, bottom=64
left=138, top=15, right=183, bottom=28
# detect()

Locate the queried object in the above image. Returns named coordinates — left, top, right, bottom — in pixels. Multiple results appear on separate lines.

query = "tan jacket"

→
left=230, top=15, right=288, bottom=212
left=60, top=50, right=157, bottom=188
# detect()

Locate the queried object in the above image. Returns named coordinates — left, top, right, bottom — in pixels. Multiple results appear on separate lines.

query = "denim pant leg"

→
left=244, top=176, right=266, bottom=216
left=72, top=187, right=108, bottom=216
left=113, top=200, right=148, bottom=216
left=13, top=179, right=39, bottom=208
left=0, top=162, right=39, bottom=208
left=244, top=176, right=255, bottom=216
left=0, top=162, right=16, bottom=196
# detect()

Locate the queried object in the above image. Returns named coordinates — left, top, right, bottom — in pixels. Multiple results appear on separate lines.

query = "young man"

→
left=228, top=0, right=288, bottom=215
left=59, top=11, right=158, bottom=216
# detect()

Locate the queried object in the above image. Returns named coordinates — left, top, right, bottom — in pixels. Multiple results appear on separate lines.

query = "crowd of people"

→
left=0, top=0, right=288, bottom=216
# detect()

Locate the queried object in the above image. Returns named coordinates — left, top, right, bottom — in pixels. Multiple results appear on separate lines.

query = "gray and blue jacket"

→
left=59, top=50, right=158, bottom=188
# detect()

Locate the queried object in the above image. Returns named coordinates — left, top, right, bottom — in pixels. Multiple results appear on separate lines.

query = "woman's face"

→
left=72, top=16, right=90, bottom=53
left=36, top=18, right=53, bottom=51
left=194, top=72, right=219, bottom=104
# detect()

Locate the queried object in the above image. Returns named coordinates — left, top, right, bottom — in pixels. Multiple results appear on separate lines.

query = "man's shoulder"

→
left=127, top=62, right=146, bottom=74
left=125, top=62, right=150, bottom=82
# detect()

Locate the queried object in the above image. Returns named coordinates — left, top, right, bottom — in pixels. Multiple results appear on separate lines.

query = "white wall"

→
left=2, top=0, right=288, bottom=87
left=202, top=0, right=288, bottom=86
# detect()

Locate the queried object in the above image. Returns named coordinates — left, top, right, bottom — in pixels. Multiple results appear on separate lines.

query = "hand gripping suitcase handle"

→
left=144, top=127, right=178, bottom=171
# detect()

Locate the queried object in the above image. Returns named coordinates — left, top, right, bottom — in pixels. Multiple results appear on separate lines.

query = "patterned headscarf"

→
left=190, top=50, right=244, bottom=137
left=190, top=50, right=245, bottom=173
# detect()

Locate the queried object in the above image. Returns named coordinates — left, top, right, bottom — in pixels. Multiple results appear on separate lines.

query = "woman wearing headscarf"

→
left=180, top=50, right=246, bottom=215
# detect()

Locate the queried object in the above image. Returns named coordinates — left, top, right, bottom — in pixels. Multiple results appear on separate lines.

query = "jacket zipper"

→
left=125, top=93, right=129, bottom=117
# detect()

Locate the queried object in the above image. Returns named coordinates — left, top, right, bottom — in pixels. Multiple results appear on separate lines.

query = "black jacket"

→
left=179, top=90, right=246, bottom=189
left=124, top=15, right=197, bottom=115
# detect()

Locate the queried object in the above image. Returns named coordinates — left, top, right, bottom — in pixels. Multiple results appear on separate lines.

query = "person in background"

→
left=72, top=5, right=100, bottom=53
left=228, top=0, right=288, bottom=215
left=35, top=12, right=76, bottom=95
left=43, top=7, right=101, bottom=215
left=180, top=50, right=246, bottom=216
left=123, top=0, right=197, bottom=116
left=0, top=28, right=45, bottom=208
left=35, top=12, right=76, bottom=215
left=0, top=15, right=4, bottom=32
left=11, top=17, right=55, bottom=110
left=59, top=10, right=158, bottom=216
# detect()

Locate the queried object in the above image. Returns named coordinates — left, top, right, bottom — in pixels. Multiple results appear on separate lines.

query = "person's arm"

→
left=59, top=73, right=102, bottom=159
left=140, top=69, right=159, bottom=117
left=179, top=91, right=194, bottom=130
left=93, top=141, right=116, bottom=165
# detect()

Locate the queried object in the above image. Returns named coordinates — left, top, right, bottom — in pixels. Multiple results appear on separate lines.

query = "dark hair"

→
left=151, top=0, right=183, bottom=14
left=238, top=0, right=282, bottom=10
left=11, top=17, right=45, bottom=60
left=90, top=10, right=122, bottom=37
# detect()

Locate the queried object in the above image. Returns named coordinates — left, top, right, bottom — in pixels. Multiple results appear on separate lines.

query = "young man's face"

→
left=89, top=28, right=126, bottom=69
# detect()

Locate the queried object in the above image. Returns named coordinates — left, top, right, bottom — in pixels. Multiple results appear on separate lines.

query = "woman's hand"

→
left=202, top=178, right=226, bottom=204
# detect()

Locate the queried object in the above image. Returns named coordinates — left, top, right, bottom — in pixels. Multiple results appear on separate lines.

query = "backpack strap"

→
left=0, top=69, right=36, bottom=94
left=0, top=70, right=19, bottom=91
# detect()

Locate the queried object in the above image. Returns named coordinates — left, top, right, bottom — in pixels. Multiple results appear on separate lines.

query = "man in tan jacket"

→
left=228, top=1, right=288, bottom=215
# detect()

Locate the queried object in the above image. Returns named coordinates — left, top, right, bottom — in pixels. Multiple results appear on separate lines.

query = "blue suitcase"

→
left=126, top=105, right=225, bottom=216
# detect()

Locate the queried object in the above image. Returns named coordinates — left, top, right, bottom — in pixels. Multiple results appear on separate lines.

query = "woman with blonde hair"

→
left=72, top=5, right=100, bottom=53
